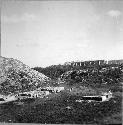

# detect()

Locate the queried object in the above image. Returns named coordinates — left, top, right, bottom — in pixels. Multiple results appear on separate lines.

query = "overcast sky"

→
left=1, top=0, right=123, bottom=67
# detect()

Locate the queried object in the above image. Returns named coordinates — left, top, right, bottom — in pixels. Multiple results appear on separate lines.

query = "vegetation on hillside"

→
left=33, top=61, right=123, bottom=86
left=0, top=58, right=122, bottom=124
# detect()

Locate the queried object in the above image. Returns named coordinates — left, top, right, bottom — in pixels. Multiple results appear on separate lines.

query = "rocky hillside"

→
left=59, top=67, right=122, bottom=86
left=0, top=56, right=51, bottom=95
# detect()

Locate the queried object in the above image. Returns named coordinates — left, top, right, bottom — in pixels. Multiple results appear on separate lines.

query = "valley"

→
left=0, top=56, right=122, bottom=124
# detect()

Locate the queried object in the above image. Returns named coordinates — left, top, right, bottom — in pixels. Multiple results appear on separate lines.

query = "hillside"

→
left=33, top=60, right=123, bottom=80
left=0, top=56, right=51, bottom=95
left=60, top=68, right=122, bottom=84
left=33, top=60, right=123, bottom=94
left=0, top=57, right=122, bottom=124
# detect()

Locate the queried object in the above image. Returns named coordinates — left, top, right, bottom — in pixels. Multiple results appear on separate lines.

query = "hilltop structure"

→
left=64, top=60, right=123, bottom=67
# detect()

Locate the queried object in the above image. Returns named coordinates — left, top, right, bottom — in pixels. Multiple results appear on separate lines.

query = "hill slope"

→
left=0, top=56, right=51, bottom=95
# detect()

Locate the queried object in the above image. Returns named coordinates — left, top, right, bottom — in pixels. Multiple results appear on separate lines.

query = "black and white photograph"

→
left=0, top=0, right=123, bottom=124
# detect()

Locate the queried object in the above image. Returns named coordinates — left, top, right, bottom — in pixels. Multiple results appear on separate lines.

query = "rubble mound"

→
left=0, top=56, right=51, bottom=95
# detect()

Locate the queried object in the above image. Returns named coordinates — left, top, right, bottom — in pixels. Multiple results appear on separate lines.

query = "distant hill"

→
left=59, top=68, right=122, bottom=85
left=33, top=59, right=123, bottom=80
left=0, top=56, right=51, bottom=95
left=33, top=65, right=72, bottom=80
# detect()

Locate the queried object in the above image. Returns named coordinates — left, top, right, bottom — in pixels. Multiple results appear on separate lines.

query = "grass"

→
left=0, top=82, right=122, bottom=124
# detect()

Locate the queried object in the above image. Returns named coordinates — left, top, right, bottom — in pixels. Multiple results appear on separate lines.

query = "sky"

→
left=1, top=0, right=123, bottom=67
